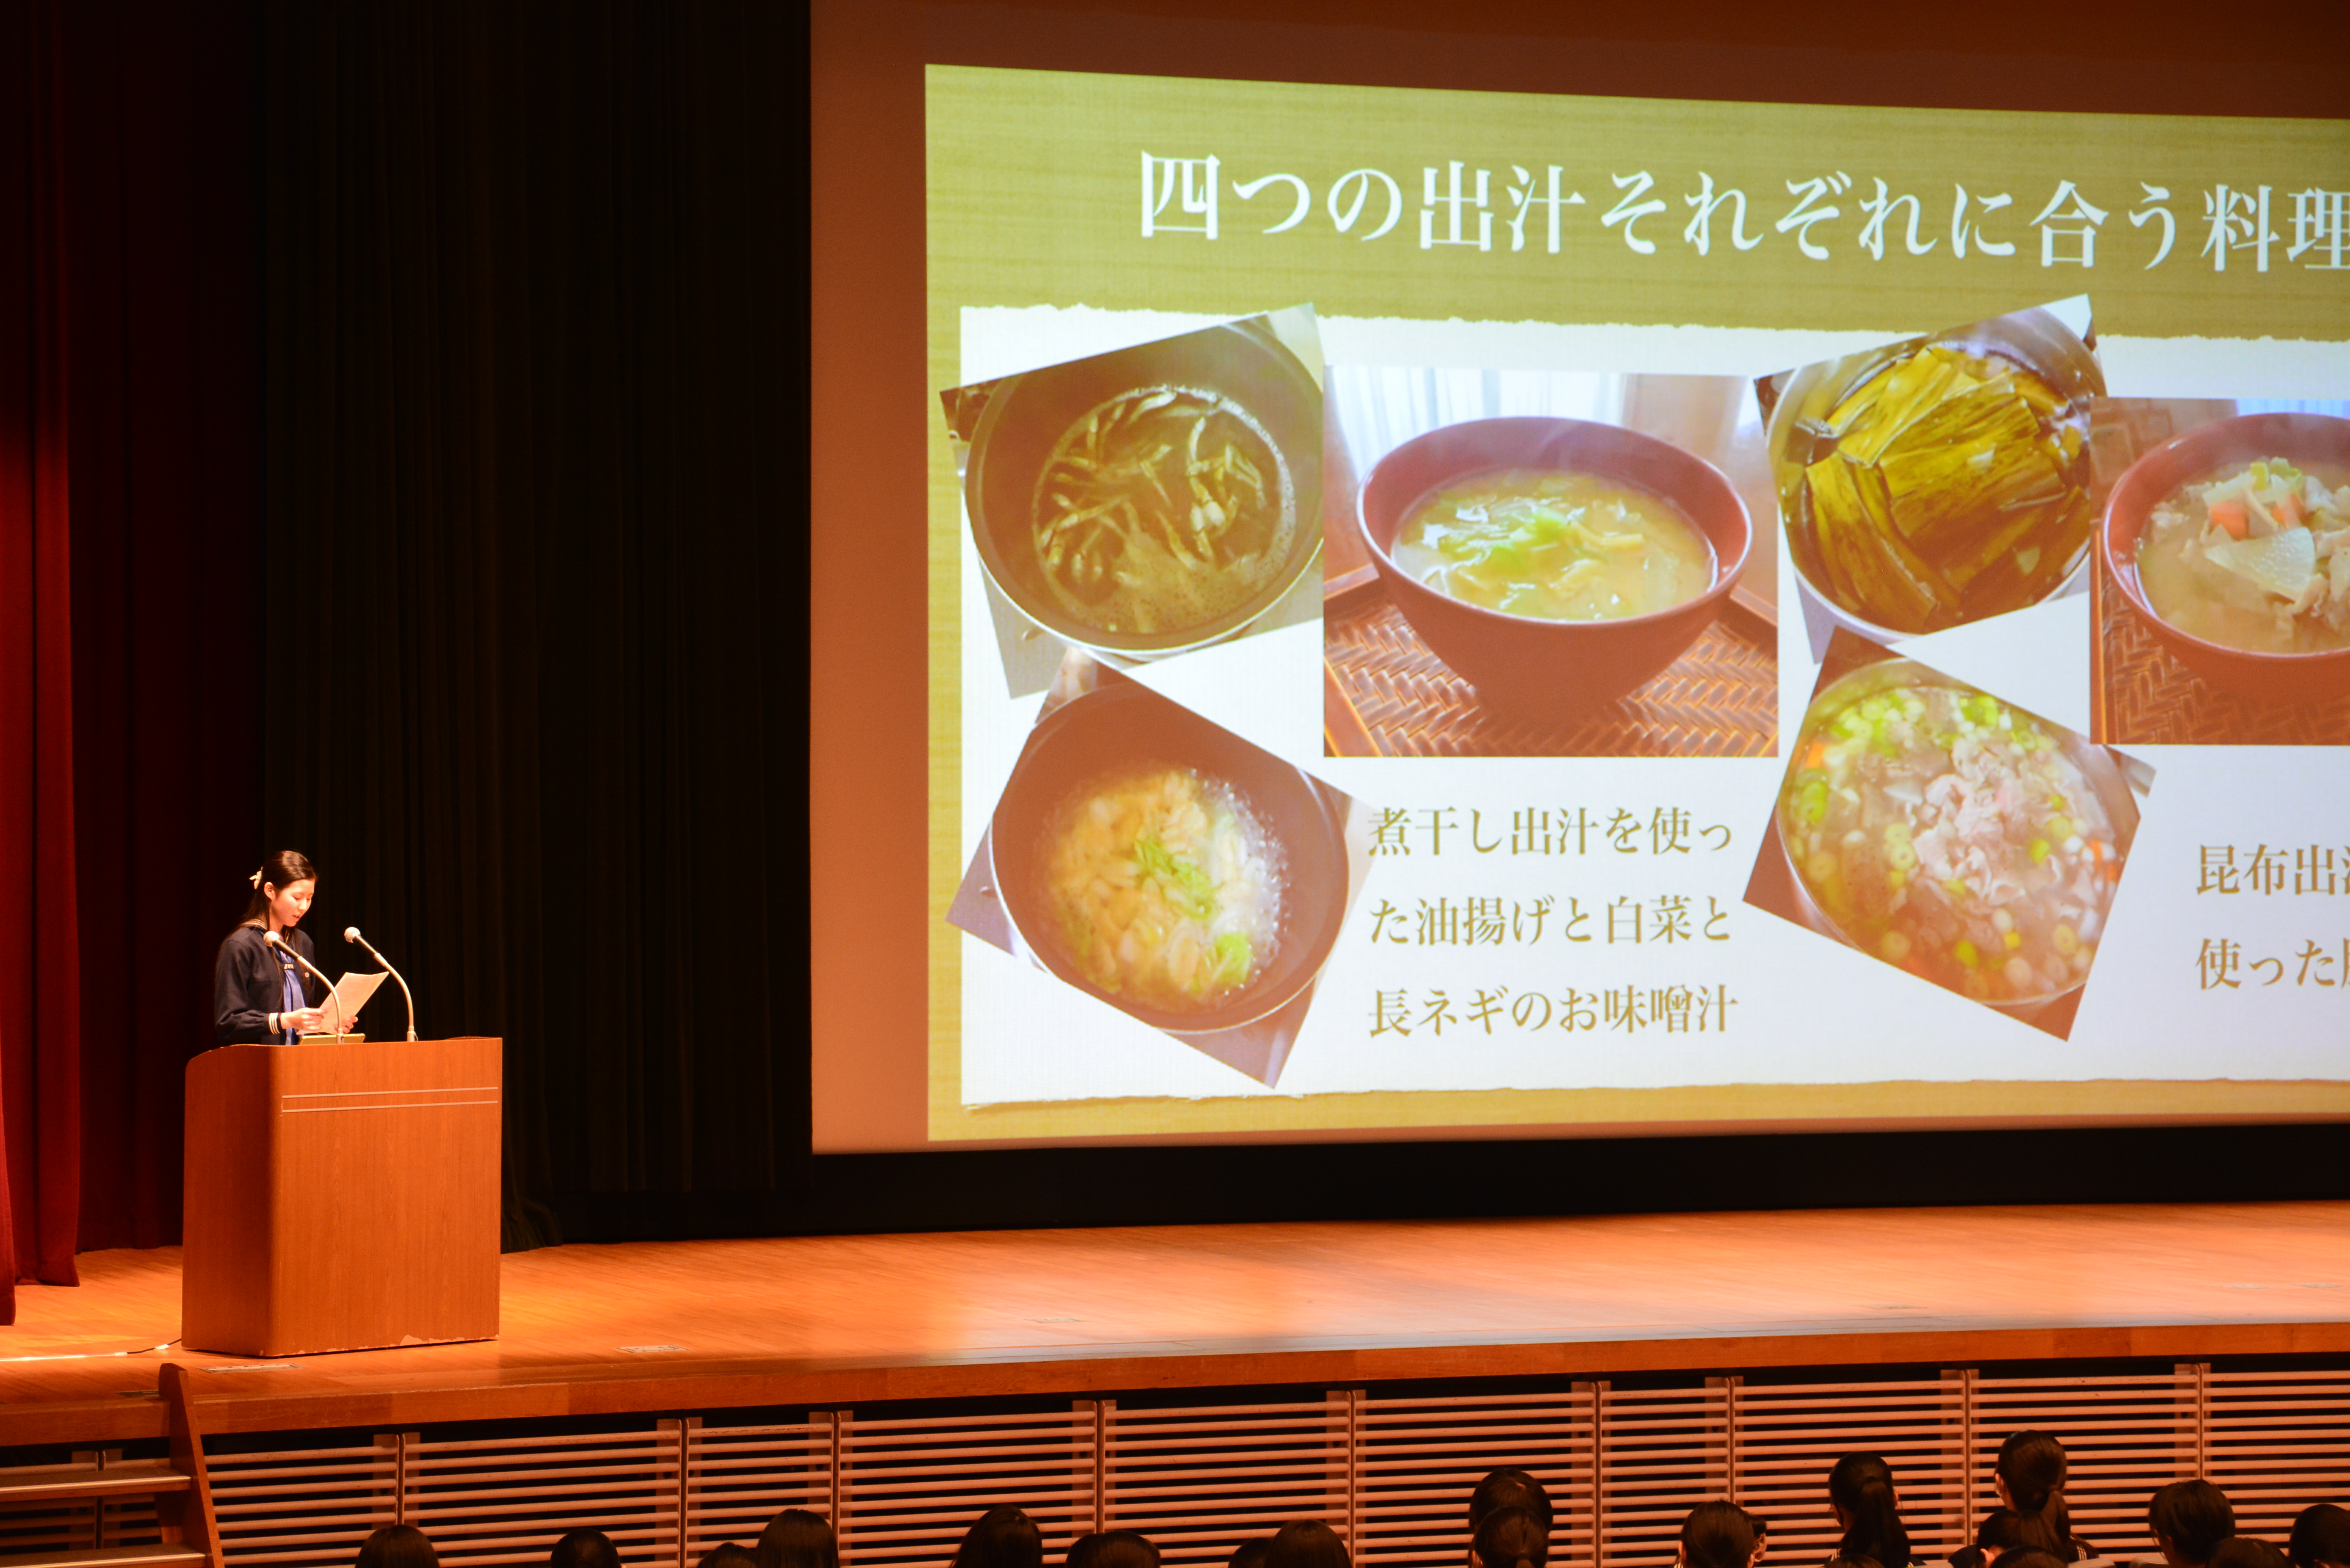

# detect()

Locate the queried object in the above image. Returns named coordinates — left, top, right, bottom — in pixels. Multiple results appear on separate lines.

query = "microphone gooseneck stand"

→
left=344, top=927, right=419, bottom=1040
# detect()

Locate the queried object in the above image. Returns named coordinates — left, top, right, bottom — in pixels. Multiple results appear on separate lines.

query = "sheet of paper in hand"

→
left=328, top=969, right=389, bottom=1026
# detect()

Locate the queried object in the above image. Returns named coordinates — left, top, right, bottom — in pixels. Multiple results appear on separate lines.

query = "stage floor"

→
left=5, top=1201, right=2346, bottom=1447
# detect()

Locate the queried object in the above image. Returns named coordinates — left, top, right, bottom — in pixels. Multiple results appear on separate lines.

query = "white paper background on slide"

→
left=1813, top=596, right=2096, bottom=737
left=953, top=305, right=2350, bottom=1110
left=2072, top=751, right=2350, bottom=1082
left=960, top=295, right=2350, bottom=399
left=960, top=297, right=2110, bottom=385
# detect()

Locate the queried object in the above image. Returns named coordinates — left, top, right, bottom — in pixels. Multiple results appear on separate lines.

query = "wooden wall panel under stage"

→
left=2, top=1205, right=2345, bottom=1568
left=6, top=1362, right=2342, bottom=1568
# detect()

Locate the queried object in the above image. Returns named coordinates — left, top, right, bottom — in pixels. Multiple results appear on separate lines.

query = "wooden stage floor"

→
left=4, top=1201, right=2346, bottom=1448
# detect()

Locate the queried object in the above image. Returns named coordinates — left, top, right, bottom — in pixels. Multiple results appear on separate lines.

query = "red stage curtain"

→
left=0, top=0, right=85, bottom=1315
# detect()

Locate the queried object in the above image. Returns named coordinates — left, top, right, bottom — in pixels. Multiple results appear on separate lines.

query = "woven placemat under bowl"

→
left=1325, top=586, right=1778, bottom=758
left=2096, top=572, right=2350, bottom=746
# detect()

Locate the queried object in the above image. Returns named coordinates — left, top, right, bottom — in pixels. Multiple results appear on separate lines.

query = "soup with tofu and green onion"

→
left=1778, top=679, right=2124, bottom=1006
left=1034, top=766, right=1286, bottom=1014
left=1391, top=469, right=1713, bottom=621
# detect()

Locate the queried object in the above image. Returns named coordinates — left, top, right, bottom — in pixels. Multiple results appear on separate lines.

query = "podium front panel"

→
left=182, top=1036, right=502, bottom=1357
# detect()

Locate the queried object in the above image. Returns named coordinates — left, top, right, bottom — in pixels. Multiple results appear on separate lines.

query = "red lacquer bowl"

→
left=2102, top=412, right=2350, bottom=703
left=1355, top=417, right=1752, bottom=719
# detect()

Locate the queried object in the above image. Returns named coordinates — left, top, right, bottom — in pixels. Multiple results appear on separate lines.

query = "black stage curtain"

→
left=260, top=0, right=808, bottom=1246
left=65, top=0, right=264, bottom=1255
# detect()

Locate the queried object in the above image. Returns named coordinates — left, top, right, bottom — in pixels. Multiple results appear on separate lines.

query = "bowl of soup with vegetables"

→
left=989, top=679, right=1353, bottom=1035
left=965, top=321, right=1324, bottom=661
left=1356, top=418, right=1752, bottom=717
left=1775, top=660, right=2139, bottom=1015
left=2102, top=412, right=2350, bottom=702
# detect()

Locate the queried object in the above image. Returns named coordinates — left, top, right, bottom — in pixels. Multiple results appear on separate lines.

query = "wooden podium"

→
left=181, top=1036, right=503, bottom=1356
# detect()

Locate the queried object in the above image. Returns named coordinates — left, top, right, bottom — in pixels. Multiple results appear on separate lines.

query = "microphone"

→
left=263, top=930, right=349, bottom=1041
left=345, top=926, right=418, bottom=1041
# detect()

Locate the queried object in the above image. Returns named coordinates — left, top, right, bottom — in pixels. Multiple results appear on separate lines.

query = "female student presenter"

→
left=213, top=850, right=343, bottom=1042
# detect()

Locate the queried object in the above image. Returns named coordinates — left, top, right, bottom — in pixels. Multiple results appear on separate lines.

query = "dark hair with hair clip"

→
left=1828, top=1455, right=1912, bottom=1568
left=2150, top=1482, right=2238, bottom=1566
left=239, top=849, right=319, bottom=927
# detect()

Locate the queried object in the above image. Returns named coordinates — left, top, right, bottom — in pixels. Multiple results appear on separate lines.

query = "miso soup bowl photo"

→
left=2101, top=411, right=2350, bottom=704
left=1355, top=417, right=1752, bottom=719
left=988, top=680, right=1352, bottom=1037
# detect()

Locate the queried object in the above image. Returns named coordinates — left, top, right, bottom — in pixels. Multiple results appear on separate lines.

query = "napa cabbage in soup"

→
left=1392, top=469, right=1712, bottom=621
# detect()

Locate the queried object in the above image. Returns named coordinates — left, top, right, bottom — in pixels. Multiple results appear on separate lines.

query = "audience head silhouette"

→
left=1990, top=1550, right=2069, bottom=1568
left=757, top=1511, right=839, bottom=1568
left=1068, top=1533, right=1160, bottom=1568
left=1264, top=1520, right=1350, bottom=1568
left=1471, top=1504, right=1546, bottom=1568
left=955, top=1508, right=1045, bottom=1568
left=2150, top=1481, right=2237, bottom=1567
left=549, top=1531, right=621, bottom=1568
left=1228, top=1540, right=1273, bottom=1568
left=699, top=1548, right=759, bottom=1568
left=2210, top=1541, right=2290, bottom=1568
left=356, top=1526, right=439, bottom=1568
left=1977, top=1512, right=2031, bottom=1558
left=1995, top=1432, right=2079, bottom=1562
left=2289, top=1504, right=2350, bottom=1568
left=1828, top=1455, right=1910, bottom=1568
left=1679, top=1502, right=1766, bottom=1568
left=1469, top=1469, right=1554, bottom=1533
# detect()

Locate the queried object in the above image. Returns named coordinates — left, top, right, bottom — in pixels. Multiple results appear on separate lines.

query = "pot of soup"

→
left=1773, top=659, right=2139, bottom=1019
left=965, top=321, right=1325, bottom=661
left=989, top=680, right=1351, bottom=1035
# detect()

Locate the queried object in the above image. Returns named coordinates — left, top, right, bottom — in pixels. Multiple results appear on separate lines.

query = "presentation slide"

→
left=912, top=62, right=2350, bottom=1147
